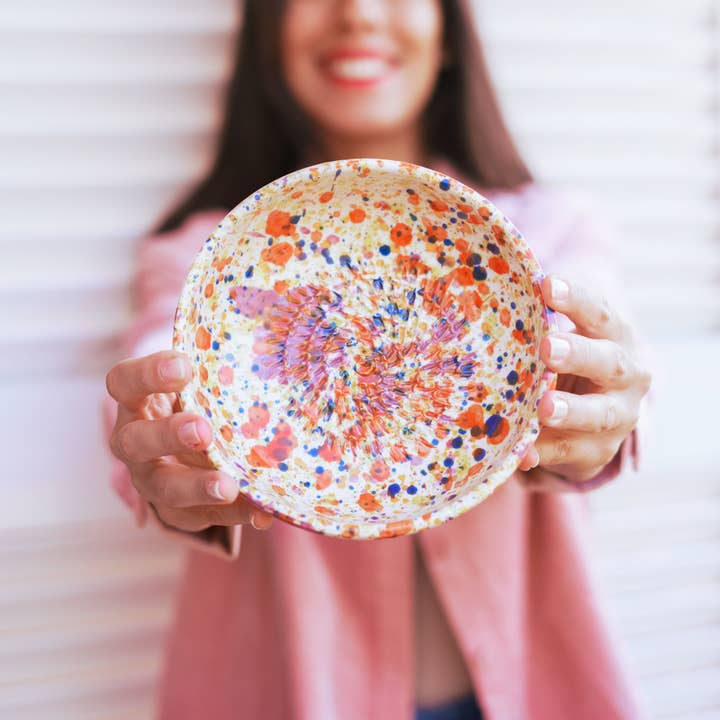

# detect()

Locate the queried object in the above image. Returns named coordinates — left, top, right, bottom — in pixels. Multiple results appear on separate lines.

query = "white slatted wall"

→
left=478, top=1, right=720, bottom=718
left=0, top=1, right=718, bottom=718
left=0, top=1, right=238, bottom=718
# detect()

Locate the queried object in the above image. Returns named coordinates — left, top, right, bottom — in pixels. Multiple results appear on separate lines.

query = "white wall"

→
left=0, top=1, right=718, bottom=718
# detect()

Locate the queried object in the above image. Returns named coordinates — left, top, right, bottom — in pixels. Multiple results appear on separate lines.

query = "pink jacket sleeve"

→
left=524, top=189, right=654, bottom=492
left=103, top=209, right=242, bottom=560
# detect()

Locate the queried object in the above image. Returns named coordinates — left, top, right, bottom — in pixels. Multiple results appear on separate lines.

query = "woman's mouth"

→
left=322, top=53, right=397, bottom=87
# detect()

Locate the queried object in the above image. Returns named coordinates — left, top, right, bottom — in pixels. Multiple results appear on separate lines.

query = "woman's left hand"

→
left=516, top=274, right=652, bottom=485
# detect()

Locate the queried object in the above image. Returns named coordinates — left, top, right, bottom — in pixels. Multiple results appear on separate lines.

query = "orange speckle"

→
left=396, top=253, right=430, bottom=277
left=453, top=267, right=475, bottom=286
left=220, top=425, right=233, bottom=442
left=273, top=279, right=288, bottom=294
left=358, top=493, right=382, bottom=512
left=349, top=208, right=366, bottom=223
left=429, top=199, right=449, bottom=212
left=199, top=365, right=209, bottom=384
left=422, top=217, right=448, bottom=245
left=499, top=307, right=511, bottom=327
left=319, top=191, right=333, bottom=203
left=369, top=459, right=390, bottom=482
left=261, top=241, right=293, bottom=266
left=408, top=193, right=420, bottom=206
left=489, top=256, right=509, bottom=274
left=195, top=326, right=212, bottom=350
left=203, top=283, right=214, bottom=298
left=211, top=256, right=232, bottom=272
left=265, top=209, right=296, bottom=238
left=248, top=403, right=270, bottom=427
left=479, top=207, right=491, bottom=221
left=458, top=289, right=483, bottom=321
left=241, top=422, right=260, bottom=439
left=390, top=222, right=412, bottom=246
left=379, top=519, right=414, bottom=538
left=272, top=483, right=287, bottom=496
left=318, top=437, right=342, bottom=463
left=218, top=365, right=234, bottom=385
left=315, top=470, right=333, bottom=491
left=486, top=416, right=510, bottom=445
left=456, top=404, right=485, bottom=430
left=314, top=505, right=336, bottom=516
left=491, top=224, right=505, bottom=241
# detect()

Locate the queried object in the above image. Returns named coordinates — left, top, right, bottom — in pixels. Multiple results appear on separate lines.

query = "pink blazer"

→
left=105, top=159, right=649, bottom=719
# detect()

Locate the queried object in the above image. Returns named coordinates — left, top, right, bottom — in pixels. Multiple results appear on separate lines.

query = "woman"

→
left=104, top=0, right=653, bottom=718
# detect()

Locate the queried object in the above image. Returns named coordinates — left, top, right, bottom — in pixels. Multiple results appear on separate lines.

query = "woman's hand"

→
left=516, top=274, right=652, bottom=486
left=106, top=350, right=274, bottom=532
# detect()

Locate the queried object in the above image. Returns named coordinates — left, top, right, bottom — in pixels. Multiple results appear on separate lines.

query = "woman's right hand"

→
left=105, top=349, right=274, bottom=532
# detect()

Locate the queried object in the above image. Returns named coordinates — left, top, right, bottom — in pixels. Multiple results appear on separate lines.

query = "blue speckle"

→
left=212, top=340, right=220, bottom=350
left=407, top=485, right=418, bottom=494
left=443, top=457, right=454, bottom=468
left=278, top=463, right=288, bottom=471
left=388, top=483, right=401, bottom=497
left=439, top=178, right=451, bottom=191
left=507, top=370, right=519, bottom=384
left=515, top=319, right=524, bottom=330
left=451, top=437, right=463, bottom=448
left=379, top=245, right=391, bottom=256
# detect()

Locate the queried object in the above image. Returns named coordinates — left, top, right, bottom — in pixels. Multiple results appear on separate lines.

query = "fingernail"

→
left=550, top=397, right=568, bottom=422
left=550, top=276, right=569, bottom=300
left=548, top=336, right=571, bottom=363
left=178, top=420, right=201, bottom=447
left=159, top=357, right=187, bottom=383
left=209, top=476, right=235, bottom=501
left=251, top=512, right=273, bottom=530
left=530, top=448, right=540, bottom=468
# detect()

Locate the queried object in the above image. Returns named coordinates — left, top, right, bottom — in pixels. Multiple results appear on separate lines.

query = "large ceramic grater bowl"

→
left=173, top=158, right=557, bottom=540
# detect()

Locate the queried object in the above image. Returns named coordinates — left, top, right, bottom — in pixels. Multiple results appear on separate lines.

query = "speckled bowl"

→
left=173, top=158, right=557, bottom=540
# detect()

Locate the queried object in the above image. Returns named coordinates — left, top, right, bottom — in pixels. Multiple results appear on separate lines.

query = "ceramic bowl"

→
left=173, top=158, right=557, bottom=540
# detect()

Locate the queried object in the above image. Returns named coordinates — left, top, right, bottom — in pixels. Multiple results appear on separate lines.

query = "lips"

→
left=321, top=49, right=398, bottom=86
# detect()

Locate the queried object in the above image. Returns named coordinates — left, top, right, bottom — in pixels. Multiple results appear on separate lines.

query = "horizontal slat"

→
left=624, top=625, right=720, bottom=679
left=601, top=581, right=720, bottom=634
left=642, top=666, right=720, bottom=719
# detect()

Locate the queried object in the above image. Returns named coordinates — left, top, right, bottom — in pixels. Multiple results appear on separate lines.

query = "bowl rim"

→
left=173, top=157, right=558, bottom=540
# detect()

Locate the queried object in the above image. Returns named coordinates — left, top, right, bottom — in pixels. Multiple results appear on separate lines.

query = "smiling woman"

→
left=102, top=1, right=653, bottom=719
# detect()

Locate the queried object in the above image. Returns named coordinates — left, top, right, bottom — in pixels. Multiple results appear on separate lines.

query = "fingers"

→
left=155, top=495, right=273, bottom=533
left=531, top=428, right=620, bottom=474
left=517, top=445, right=540, bottom=472
left=106, top=350, right=192, bottom=410
left=134, top=460, right=239, bottom=509
left=111, top=411, right=213, bottom=465
left=537, top=390, right=628, bottom=433
left=542, top=274, right=628, bottom=343
left=540, top=332, right=638, bottom=390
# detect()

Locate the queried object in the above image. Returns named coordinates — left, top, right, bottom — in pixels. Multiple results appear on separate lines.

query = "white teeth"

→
left=327, top=58, right=389, bottom=80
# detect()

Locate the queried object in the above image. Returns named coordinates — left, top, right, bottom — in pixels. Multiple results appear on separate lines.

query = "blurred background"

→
left=1, top=0, right=718, bottom=718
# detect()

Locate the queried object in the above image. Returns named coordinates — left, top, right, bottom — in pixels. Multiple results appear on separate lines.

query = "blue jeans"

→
left=415, top=692, right=484, bottom=720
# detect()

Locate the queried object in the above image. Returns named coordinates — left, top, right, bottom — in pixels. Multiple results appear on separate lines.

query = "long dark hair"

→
left=156, top=0, right=532, bottom=234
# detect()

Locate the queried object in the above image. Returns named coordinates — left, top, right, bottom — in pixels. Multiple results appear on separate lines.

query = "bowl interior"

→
left=174, top=159, right=554, bottom=539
